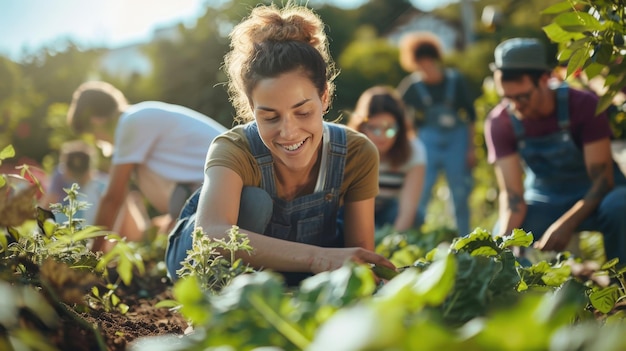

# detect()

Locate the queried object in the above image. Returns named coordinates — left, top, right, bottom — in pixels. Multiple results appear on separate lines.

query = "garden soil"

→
left=53, top=275, right=188, bottom=351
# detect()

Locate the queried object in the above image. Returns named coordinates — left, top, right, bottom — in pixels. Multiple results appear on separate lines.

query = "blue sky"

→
left=0, top=0, right=453, bottom=62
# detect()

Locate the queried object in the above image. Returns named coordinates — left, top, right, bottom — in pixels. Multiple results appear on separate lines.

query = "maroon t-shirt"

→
left=485, top=88, right=613, bottom=163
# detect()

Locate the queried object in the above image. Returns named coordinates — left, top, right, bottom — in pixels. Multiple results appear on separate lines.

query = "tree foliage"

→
left=542, top=0, right=626, bottom=114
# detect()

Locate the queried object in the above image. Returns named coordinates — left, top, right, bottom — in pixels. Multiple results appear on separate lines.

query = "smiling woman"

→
left=165, top=2, right=396, bottom=287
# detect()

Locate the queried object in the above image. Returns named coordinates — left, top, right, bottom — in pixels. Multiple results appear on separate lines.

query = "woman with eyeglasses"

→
left=348, top=86, right=426, bottom=233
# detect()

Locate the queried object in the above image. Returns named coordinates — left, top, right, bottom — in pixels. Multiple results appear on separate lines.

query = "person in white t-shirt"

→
left=348, top=85, right=426, bottom=232
left=66, top=81, right=227, bottom=251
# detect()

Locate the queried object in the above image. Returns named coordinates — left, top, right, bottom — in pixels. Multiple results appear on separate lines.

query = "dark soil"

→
left=52, top=271, right=189, bottom=351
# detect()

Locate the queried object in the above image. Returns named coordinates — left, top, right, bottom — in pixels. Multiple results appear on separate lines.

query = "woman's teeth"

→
left=283, top=139, right=305, bottom=151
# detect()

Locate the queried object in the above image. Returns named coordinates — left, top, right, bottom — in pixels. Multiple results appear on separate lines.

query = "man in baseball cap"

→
left=484, top=37, right=626, bottom=265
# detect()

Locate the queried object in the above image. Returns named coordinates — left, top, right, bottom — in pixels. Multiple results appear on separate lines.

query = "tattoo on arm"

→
left=506, top=190, right=523, bottom=213
left=586, top=163, right=610, bottom=201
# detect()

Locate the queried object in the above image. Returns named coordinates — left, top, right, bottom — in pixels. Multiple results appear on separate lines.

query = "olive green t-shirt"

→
left=205, top=123, right=379, bottom=206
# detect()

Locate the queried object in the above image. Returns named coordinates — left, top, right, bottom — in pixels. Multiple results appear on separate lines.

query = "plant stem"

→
left=247, top=294, right=310, bottom=350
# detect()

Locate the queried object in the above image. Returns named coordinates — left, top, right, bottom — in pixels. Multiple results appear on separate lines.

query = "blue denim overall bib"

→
left=413, top=70, right=472, bottom=235
left=165, top=122, right=348, bottom=285
left=510, top=84, right=626, bottom=261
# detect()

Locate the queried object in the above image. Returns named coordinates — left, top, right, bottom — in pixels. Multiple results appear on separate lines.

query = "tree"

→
left=542, top=0, right=626, bottom=114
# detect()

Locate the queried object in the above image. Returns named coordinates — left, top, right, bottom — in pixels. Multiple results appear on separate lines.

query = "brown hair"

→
left=348, top=86, right=412, bottom=168
left=223, top=3, right=338, bottom=124
left=67, top=81, right=128, bottom=133
left=59, top=140, right=98, bottom=184
left=399, top=32, right=444, bottom=73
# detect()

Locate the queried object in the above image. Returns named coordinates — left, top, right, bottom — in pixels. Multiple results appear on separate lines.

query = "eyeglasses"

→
left=503, top=87, right=536, bottom=104
left=362, top=123, right=398, bottom=138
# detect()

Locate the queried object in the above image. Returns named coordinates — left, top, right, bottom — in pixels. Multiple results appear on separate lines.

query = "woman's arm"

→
left=394, top=164, right=425, bottom=232
left=196, top=166, right=394, bottom=273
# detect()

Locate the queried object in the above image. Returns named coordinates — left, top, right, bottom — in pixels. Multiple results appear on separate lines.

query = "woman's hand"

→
left=309, top=247, right=396, bottom=275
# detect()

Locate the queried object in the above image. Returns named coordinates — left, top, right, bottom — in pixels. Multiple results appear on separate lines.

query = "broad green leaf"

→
left=501, top=228, right=534, bottom=248
left=584, top=61, right=606, bottom=79
left=589, top=285, right=620, bottom=314
left=117, top=257, right=133, bottom=286
left=593, top=43, right=614, bottom=65
left=598, top=93, right=618, bottom=115
left=414, top=253, right=456, bottom=305
left=557, top=47, right=573, bottom=63
left=111, top=293, right=121, bottom=306
left=541, top=1, right=576, bottom=15
left=554, top=12, right=604, bottom=32
left=542, top=23, right=585, bottom=43
left=541, top=265, right=571, bottom=286
left=0, top=176, right=5, bottom=187
left=567, top=46, right=591, bottom=76
left=117, top=303, right=129, bottom=314
left=0, top=145, right=15, bottom=161
left=173, top=275, right=204, bottom=304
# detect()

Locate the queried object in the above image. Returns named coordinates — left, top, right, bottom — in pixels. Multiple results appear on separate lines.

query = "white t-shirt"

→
left=112, top=101, right=227, bottom=183
left=378, top=137, right=426, bottom=201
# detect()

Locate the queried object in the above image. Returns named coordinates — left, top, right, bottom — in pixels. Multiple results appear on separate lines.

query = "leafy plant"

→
left=542, top=0, right=626, bottom=115
left=176, top=225, right=255, bottom=293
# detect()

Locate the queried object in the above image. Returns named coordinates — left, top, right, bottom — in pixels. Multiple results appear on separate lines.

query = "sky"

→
left=0, top=0, right=453, bottom=62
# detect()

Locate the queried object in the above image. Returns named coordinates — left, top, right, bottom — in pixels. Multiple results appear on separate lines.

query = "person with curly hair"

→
left=397, top=32, right=477, bottom=236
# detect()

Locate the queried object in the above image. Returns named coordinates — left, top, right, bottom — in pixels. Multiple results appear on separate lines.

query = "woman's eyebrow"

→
left=256, top=98, right=311, bottom=111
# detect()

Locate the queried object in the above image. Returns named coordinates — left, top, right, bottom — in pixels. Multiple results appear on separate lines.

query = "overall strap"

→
left=321, top=123, right=347, bottom=191
left=244, top=122, right=277, bottom=196
left=555, top=82, right=570, bottom=130
left=443, top=68, right=457, bottom=106
left=507, top=106, right=525, bottom=142
left=412, top=72, right=433, bottom=106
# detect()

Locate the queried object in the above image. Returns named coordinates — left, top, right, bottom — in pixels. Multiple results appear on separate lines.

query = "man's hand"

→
left=533, top=220, right=574, bottom=252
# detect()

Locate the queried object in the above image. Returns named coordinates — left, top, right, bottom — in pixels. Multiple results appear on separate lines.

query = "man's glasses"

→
left=503, top=87, right=536, bottom=104
left=362, top=123, right=398, bottom=138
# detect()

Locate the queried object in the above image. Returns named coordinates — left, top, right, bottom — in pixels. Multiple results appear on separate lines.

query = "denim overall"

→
left=165, top=122, right=348, bottom=286
left=510, top=84, right=626, bottom=262
left=413, top=69, right=472, bottom=235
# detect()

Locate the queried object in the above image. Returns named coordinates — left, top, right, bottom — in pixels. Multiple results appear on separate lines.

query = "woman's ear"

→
left=321, top=88, right=330, bottom=113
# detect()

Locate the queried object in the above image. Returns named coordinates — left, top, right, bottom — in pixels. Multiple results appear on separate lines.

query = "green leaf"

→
left=567, top=46, right=591, bottom=76
left=590, top=286, right=620, bottom=314
left=541, top=1, right=575, bottom=15
left=542, top=23, right=585, bottom=43
left=414, top=253, right=456, bottom=305
left=584, top=62, right=606, bottom=79
left=111, top=293, right=121, bottom=306
left=501, top=228, right=534, bottom=248
left=0, top=145, right=15, bottom=161
left=597, top=93, right=618, bottom=115
left=117, top=257, right=133, bottom=286
left=117, top=303, right=129, bottom=314
left=554, top=12, right=604, bottom=32
left=593, top=43, right=614, bottom=65
left=154, top=299, right=181, bottom=308
left=601, top=258, right=619, bottom=270
left=372, top=264, right=399, bottom=280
